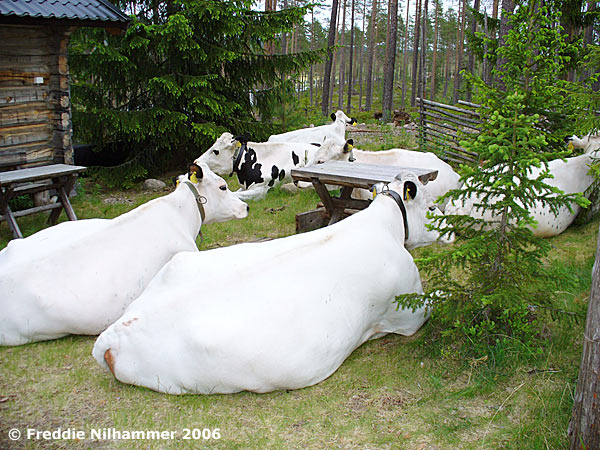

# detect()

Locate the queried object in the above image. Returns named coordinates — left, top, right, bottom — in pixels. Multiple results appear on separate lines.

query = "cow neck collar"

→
left=230, top=142, right=248, bottom=177
left=182, top=181, right=206, bottom=223
left=380, top=189, right=409, bottom=241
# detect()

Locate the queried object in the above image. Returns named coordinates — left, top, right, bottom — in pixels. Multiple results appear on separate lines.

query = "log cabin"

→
left=0, top=0, right=129, bottom=170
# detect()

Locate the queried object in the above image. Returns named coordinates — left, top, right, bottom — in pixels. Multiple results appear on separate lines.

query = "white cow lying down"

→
left=267, top=110, right=357, bottom=144
left=309, top=145, right=461, bottom=210
left=197, top=132, right=353, bottom=201
left=0, top=163, right=248, bottom=346
left=93, top=172, right=437, bottom=394
left=445, top=151, right=598, bottom=237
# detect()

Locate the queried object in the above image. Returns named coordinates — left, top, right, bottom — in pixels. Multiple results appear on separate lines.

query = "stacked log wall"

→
left=0, top=25, right=74, bottom=171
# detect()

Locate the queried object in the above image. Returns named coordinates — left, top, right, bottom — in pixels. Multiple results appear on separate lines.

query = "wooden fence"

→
left=417, top=98, right=482, bottom=166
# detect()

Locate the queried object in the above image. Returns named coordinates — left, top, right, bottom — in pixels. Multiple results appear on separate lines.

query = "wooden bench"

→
left=0, top=164, right=87, bottom=239
left=291, top=161, right=438, bottom=233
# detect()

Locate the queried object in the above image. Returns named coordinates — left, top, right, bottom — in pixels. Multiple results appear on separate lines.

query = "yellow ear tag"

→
left=347, top=144, right=353, bottom=151
left=236, top=141, right=242, bottom=148
left=567, top=142, right=575, bottom=151
left=372, top=188, right=377, bottom=199
left=190, top=172, right=198, bottom=183
left=176, top=179, right=180, bottom=187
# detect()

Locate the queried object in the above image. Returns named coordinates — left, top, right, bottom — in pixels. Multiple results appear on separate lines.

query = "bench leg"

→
left=48, top=203, right=62, bottom=225
left=58, top=186, right=77, bottom=221
left=4, top=207, right=23, bottom=239
left=48, top=175, right=78, bottom=224
left=328, top=185, right=353, bottom=225
left=0, top=187, right=23, bottom=239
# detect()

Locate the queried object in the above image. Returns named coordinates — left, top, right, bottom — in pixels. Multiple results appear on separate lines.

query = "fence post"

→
left=569, top=222, right=600, bottom=449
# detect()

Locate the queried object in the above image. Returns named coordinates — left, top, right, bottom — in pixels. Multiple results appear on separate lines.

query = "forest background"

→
left=68, top=0, right=599, bottom=185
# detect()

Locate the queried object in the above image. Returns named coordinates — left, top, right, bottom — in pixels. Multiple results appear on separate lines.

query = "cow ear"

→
left=172, top=176, right=180, bottom=187
left=233, top=133, right=250, bottom=144
left=188, top=163, right=203, bottom=183
left=330, top=113, right=336, bottom=122
left=403, top=181, right=417, bottom=201
left=343, top=139, right=354, bottom=153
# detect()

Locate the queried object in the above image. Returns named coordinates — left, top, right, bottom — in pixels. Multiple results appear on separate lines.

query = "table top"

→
left=0, top=164, right=87, bottom=187
left=291, top=161, right=439, bottom=190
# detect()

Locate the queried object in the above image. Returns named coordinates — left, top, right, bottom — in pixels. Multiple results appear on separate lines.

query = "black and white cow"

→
left=196, top=132, right=354, bottom=200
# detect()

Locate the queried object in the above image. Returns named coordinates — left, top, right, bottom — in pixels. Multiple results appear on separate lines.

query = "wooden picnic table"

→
left=0, top=164, right=87, bottom=239
left=291, top=161, right=438, bottom=232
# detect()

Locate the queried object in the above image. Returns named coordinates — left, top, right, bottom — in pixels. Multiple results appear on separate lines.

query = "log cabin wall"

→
left=0, top=24, right=74, bottom=171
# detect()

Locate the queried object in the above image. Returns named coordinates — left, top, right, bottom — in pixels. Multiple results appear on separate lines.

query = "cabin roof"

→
left=0, top=0, right=129, bottom=28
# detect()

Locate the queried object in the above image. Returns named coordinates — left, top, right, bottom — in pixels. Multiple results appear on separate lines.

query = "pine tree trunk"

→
left=339, top=0, right=348, bottom=110
left=569, top=222, right=600, bottom=450
left=401, top=0, right=411, bottom=108
left=281, top=0, right=288, bottom=54
left=365, top=0, right=379, bottom=111
left=322, top=0, right=340, bottom=116
left=330, top=0, right=342, bottom=112
left=465, top=0, right=480, bottom=102
left=382, top=0, right=399, bottom=122
left=310, top=8, right=315, bottom=105
left=429, top=0, right=440, bottom=100
left=452, top=0, right=466, bottom=104
left=265, top=0, right=277, bottom=55
left=347, top=0, right=356, bottom=111
left=382, top=0, right=390, bottom=107
left=584, top=1, right=595, bottom=46
left=582, top=1, right=598, bottom=85
left=419, top=0, right=428, bottom=101
left=358, top=0, right=367, bottom=110
left=383, top=0, right=392, bottom=97
left=495, top=0, right=515, bottom=88
left=410, top=0, right=421, bottom=107
left=442, top=39, right=450, bottom=98
left=482, top=11, right=491, bottom=85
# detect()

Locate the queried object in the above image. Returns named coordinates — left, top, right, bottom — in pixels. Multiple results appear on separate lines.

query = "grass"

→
left=0, top=172, right=598, bottom=450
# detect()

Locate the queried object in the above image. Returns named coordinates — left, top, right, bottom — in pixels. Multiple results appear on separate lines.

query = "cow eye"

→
left=219, top=185, right=227, bottom=191
left=213, top=150, right=220, bottom=155
left=429, top=206, right=437, bottom=211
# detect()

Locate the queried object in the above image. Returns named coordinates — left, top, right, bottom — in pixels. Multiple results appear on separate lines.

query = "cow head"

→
left=178, top=162, right=249, bottom=224
left=379, top=171, right=454, bottom=249
left=331, top=110, right=358, bottom=127
left=566, top=132, right=600, bottom=155
left=306, top=138, right=354, bottom=165
left=195, top=132, right=241, bottom=177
